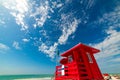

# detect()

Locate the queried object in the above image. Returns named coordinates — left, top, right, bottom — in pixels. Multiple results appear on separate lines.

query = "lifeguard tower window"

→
left=68, top=55, right=73, bottom=63
left=86, top=52, right=93, bottom=63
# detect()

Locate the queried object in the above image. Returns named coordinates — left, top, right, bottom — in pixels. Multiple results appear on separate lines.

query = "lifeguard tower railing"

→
left=55, top=62, right=93, bottom=80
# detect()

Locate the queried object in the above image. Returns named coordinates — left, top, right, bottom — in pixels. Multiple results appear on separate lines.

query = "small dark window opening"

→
left=68, top=55, right=73, bottom=63
left=86, top=52, right=93, bottom=63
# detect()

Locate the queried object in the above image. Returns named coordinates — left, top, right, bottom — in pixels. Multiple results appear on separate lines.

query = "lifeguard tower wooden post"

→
left=55, top=43, right=104, bottom=80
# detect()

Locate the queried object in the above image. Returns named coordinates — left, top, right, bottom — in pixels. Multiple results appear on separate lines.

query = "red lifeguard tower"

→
left=55, top=43, right=104, bottom=80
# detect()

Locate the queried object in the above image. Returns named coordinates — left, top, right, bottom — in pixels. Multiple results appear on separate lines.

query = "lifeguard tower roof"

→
left=61, top=43, right=100, bottom=57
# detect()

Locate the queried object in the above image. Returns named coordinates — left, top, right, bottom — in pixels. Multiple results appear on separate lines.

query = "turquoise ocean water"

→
left=0, top=74, right=53, bottom=80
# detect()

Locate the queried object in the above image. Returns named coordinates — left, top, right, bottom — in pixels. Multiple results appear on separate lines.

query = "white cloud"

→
left=98, top=6, right=120, bottom=29
left=38, top=13, right=80, bottom=58
left=58, top=19, right=79, bottom=44
left=0, top=19, right=5, bottom=25
left=0, top=43, right=10, bottom=51
left=58, top=14, right=80, bottom=45
left=12, top=41, right=21, bottom=50
left=2, top=0, right=29, bottom=30
left=90, top=28, right=120, bottom=73
left=30, top=1, right=49, bottom=28
left=91, top=6, right=120, bottom=57
left=0, top=43, right=10, bottom=53
left=39, top=43, right=58, bottom=58
left=57, top=3, right=63, bottom=8
left=2, top=0, right=51, bottom=30
left=38, top=12, right=80, bottom=58
left=22, top=38, right=29, bottom=42
left=86, top=5, right=120, bottom=73
left=93, top=30, right=120, bottom=59
left=86, top=0, right=95, bottom=9
left=51, top=1, right=63, bottom=9
left=51, top=1, right=57, bottom=8
left=39, top=18, right=79, bottom=58
left=109, top=58, right=120, bottom=62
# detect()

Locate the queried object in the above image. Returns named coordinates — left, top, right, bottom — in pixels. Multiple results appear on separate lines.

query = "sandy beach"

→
left=111, top=76, right=118, bottom=80
left=14, top=76, right=120, bottom=80
left=14, top=77, right=52, bottom=80
left=111, top=76, right=120, bottom=80
left=14, top=77, right=120, bottom=80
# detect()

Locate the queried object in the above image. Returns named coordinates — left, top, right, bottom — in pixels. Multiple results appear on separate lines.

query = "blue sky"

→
left=0, top=0, right=120, bottom=75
